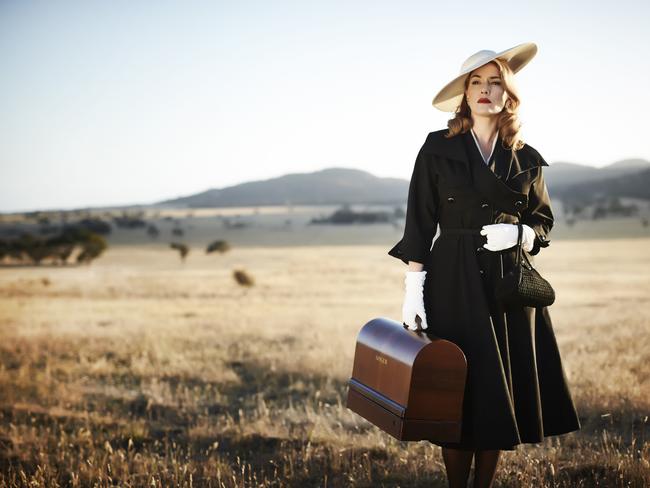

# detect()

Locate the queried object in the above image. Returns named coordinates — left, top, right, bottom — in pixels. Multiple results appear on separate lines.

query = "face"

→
left=464, top=62, right=508, bottom=116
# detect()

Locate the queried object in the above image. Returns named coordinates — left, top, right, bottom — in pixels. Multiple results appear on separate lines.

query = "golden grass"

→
left=0, top=240, right=649, bottom=487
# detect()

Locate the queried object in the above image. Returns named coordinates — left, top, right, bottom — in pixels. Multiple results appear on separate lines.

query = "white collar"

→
left=470, top=128, right=498, bottom=165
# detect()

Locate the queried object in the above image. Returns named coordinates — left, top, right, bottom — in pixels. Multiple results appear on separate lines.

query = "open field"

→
left=1, top=238, right=649, bottom=486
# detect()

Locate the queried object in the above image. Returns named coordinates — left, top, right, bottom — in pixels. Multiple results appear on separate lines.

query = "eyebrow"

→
left=470, top=74, right=502, bottom=79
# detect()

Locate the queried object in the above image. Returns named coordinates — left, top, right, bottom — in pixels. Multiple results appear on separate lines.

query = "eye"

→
left=491, top=80, right=502, bottom=85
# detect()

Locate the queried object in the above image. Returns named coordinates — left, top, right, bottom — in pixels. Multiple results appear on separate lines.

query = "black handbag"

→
left=494, top=216, right=556, bottom=307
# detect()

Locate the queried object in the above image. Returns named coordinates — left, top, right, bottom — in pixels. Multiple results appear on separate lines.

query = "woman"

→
left=388, top=43, right=581, bottom=487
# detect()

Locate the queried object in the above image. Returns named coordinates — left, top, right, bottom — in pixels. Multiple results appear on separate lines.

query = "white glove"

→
left=480, top=223, right=536, bottom=252
left=402, top=271, right=428, bottom=330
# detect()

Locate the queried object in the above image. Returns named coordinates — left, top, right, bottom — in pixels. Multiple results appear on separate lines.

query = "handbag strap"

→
left=513, top=211, right=523, bottom=268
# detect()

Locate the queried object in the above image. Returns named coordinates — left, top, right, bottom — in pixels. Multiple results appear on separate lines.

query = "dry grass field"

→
left=0, top=237, right=649, bottom=487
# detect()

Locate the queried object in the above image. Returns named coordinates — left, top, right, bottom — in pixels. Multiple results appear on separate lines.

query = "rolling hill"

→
left=157, top=160, right=650, bottom=208
left=157, top=168, right=408, bottom=207
left=544, top=159, right=650, bottom=190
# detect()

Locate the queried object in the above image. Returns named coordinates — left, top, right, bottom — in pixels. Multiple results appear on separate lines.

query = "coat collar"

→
left=425, top=128, right=548, bottom=181
left=425, top=128, right=549, bottom=215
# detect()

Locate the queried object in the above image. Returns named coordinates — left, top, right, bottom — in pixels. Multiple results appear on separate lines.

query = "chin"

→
left=473, top=108, right=498, bottom=116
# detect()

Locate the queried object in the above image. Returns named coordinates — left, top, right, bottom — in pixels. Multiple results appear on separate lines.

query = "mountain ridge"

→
left=157, top=159, right=650, bottom=208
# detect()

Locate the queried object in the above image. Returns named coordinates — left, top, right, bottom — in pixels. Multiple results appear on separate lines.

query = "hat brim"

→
left=432, top=42, right=538, bottom=112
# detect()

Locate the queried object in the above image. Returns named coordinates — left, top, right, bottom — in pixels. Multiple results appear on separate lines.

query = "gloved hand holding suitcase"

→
left=402, top=271, right=428, bottom=330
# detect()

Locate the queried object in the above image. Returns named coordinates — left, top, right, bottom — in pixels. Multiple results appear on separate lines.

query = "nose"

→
left=481, top=82, right=490, bottom=94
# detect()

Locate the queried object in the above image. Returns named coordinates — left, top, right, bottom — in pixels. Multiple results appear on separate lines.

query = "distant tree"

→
left=19, top=233, right=51, bottom=264
left=76, top=233, right=108, bottom=265
left=77, top=218, right=112, bottom=235
left=53, top=244, right=75, bottom=264
left=147, top=224, right=160, bottom=238
left=223, top=218, right=248, bottom=229
left=0, top=239, right=23, bottom=262
left=0, top=227, right=107, bottom=265
left=38, top=231, right=75, bottom=265
left=112, top=211, right=147, bottom=229
left=38, top=224, right=60, bottom=236
left=593, top=206, right=606, bottom=220
left=206, top=240, right=230, bottom=254
left=170, top=242, right=189, bottom=262
left=310, top=204, right=391, bottom=224
left=172, top=227, right=184, bottom=236
left=568, top=203, right=584, bottom=215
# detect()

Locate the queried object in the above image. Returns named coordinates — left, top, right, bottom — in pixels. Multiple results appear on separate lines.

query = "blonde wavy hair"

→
left=444, top=58, right=524, bottom=166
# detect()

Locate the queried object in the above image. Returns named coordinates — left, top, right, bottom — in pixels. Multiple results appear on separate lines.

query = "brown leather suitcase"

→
left=346, top=317, right=467, bottom=442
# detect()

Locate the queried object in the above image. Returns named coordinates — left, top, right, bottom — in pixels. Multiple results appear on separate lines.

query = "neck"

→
left=470, top=115, right=498, bottom=144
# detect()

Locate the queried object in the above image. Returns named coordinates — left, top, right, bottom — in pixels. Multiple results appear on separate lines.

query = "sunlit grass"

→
left=0, top=240, right=649, bottom=486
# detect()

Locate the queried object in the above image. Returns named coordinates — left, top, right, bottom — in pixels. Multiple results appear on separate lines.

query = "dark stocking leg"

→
left=472, top=449, right=501, bottom=488
left=441, top=447, right=474, bottom=488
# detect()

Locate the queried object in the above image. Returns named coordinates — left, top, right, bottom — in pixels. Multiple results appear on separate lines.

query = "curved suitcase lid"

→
left=350, top=317, right=467, bottom=412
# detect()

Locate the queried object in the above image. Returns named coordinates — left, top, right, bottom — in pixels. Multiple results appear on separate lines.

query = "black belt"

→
left=439, top=227, right=483, bottom=235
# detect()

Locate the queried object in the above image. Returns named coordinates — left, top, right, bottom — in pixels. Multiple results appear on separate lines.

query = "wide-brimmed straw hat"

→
left=432, top=42, right=538, bottom=112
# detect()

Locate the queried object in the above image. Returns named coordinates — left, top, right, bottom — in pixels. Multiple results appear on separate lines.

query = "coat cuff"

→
left=388, top=238, right=428, bottom=265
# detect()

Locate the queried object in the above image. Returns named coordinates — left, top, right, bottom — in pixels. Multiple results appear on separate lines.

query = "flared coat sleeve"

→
left=387, top=135, right=439, bottom=265
left=521, top=163, right=554, bottom=256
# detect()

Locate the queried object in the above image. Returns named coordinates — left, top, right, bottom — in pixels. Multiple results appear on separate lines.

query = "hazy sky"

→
left=1, top=0, right=648, bottom=213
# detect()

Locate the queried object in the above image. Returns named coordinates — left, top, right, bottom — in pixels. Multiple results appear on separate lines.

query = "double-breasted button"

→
left=479, top=269, right=484, bottom=275
left=447, top=196, right=455, bottom=203
left=514, top=200, right=523, bottom=207
left=476, top=247, right=484, bottom=253
left=481, top=203, right=489, bottom=208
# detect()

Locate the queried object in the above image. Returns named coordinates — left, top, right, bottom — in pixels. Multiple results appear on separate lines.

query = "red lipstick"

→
left=478, top=98, right=491, bottom=104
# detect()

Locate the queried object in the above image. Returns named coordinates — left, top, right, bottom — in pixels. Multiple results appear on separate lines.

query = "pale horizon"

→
left=2, top=0, right=649, bottom=213
left=3, top=157, right=649, bottom=215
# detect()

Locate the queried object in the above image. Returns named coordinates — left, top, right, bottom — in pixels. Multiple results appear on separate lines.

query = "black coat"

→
left=388, top=129, right=581, bottom=450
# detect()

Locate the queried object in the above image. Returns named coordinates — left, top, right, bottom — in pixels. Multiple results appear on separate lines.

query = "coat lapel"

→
left=492, top=135, right=549, bottom=181
left=427, top=129, right=547, bottom=216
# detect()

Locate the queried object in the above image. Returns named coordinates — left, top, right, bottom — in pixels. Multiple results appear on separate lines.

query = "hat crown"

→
left=460, top=50, right=498, bottom=73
